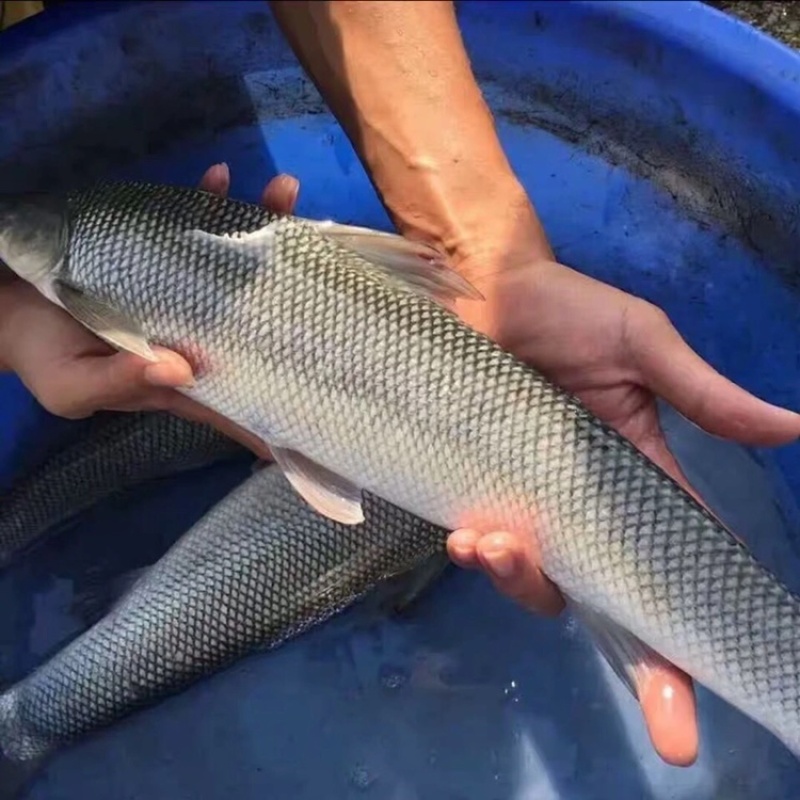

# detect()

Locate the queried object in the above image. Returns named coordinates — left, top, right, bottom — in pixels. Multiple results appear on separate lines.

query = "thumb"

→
left=43, top=348, right=193, bottom=417
left=631, top=306, right=800, bottom=447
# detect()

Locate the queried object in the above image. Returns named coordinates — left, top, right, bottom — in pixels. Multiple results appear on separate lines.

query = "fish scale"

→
left=2, top=179, right=800, bottom=759
left=0, top=466, right=448, bottom=763
left=0, top=411, right=247, bottom=568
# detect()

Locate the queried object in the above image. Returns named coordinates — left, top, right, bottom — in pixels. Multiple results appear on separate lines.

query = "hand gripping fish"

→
left=2, top=180, right=799, bottom=759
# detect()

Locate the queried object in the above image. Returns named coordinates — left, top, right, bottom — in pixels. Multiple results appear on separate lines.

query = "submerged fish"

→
left=0, top=464, right=448, bottom=792
left=2, top=179, right=800, bottom=757
left=0, top=410, right=248, bottom=568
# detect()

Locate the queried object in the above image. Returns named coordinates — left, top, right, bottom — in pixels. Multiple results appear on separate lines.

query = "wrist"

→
left=270, top=0, right=552, bottom=276
left=381, top=165, right=554, bottom=282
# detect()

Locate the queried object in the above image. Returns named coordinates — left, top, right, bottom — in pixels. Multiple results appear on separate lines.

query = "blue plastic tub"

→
left=2, top=1, right=800, bottom=797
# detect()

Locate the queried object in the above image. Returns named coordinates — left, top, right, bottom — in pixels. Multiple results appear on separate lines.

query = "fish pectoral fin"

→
left=308, top=220, right=484, bottom=306
left=270, top=446, right=364, bottom=525
left=54, top=281, right=157, bottom=362
left=568, top=598, right=672, bottom=701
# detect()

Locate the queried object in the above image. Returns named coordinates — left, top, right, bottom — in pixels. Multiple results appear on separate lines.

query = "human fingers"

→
left=198, top=163, right=231, bottom=197
left=198, top=163, right=300, bottom=217
left=260, top=174, right=299, bottom=214
left=638, top=662, right=699, bottom=766
left=449, top=522, right=698, bottom=764
left=628, top=301, right=800, bottom=447
left=18, top=344, right=190, bottom=419
left=446, top=528, right=482, bottom=570
left=447, top=529, right=564, bottom=617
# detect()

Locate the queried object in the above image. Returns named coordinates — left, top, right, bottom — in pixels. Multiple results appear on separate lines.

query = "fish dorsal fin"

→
left=189, top=217, right=482, bottom=308
left=307, top=220, right=484, bottom=307
left=54, top=280, right=157, bottom=362
left=187, top=224, right=278, bottom=254
left=568, top=598, right=673, bottom=700
left=271, top=445, right=365, bottom=525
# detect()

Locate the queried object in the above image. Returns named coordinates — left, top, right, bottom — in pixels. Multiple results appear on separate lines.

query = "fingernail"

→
left=277, top=175, right=300, bottom=206
left=450, top=545, right=473, bottom=562
left=484, top=549, right=515, bottom=579
left=449, top=528, right=478, bottom=546
left=210, top=162, right=230, bottom=184
left=143, top=357, right=195, bottom=389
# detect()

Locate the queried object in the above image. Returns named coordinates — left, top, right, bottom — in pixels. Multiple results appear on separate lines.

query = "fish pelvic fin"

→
left=568, top=598, right=674, bottom=702
left=53, top=281, right=157, bottom=362
left=270, top=446, right=364, bottom=525
left=308, top=220, right=484, bottom=308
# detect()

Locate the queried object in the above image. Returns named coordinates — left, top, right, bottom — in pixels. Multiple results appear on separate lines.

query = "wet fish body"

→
left=0, top=410, right=247, bottom=567
left=0, top=464, right=447, bottom=770
left=2, top=179, right=800, bottom=757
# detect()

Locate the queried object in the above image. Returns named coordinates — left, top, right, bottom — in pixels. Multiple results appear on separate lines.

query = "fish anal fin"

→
left=271, top=446, right=364, bottom=525
left=568, top=598, right=672, bottom=701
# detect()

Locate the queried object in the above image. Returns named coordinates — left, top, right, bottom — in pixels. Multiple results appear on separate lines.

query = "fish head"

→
left=0, top=192, right=68, bottom=288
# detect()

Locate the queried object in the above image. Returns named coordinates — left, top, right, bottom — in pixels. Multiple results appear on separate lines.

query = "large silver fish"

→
left=0, top=463, right=448, bottom=794
left=0, top=410, right=248, bottom=568
left=2, top=179, right=800, bottom=757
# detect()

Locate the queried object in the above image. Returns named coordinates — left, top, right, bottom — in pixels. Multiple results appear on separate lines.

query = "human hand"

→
left=237, top=171, right=769, bottom=764
left=0, top=164, right=298, bottom=459
left=441, top=191, right=800, bottom=765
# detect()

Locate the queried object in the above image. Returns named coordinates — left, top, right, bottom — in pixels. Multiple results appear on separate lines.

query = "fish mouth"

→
left=0, top=192, right=69, bottom=286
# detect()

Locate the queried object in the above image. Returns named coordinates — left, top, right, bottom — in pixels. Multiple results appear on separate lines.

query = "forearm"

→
left=269, top=0, right=551, bottom=265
